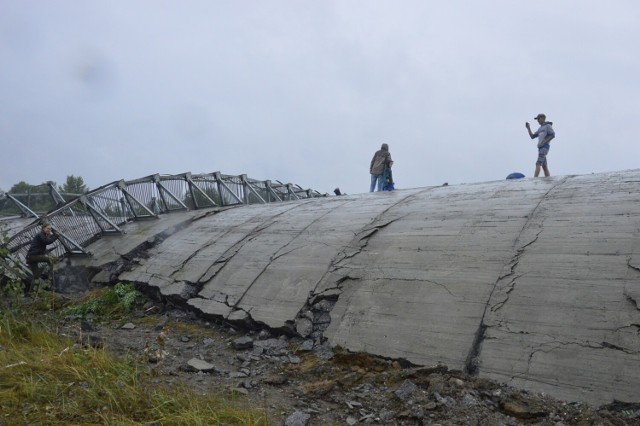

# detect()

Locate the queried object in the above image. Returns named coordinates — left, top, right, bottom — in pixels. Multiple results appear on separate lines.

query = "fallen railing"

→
left=2, top=172, right=324, bottom=275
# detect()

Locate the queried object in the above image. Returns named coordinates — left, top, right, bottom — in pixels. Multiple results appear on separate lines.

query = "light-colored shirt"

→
left=532, top=122, right=555, bottom=148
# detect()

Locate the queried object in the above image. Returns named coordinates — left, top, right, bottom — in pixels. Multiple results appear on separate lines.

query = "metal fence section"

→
left=0, top=182, right=72, bottom=219
left=2, top=172, right=324, bottom=275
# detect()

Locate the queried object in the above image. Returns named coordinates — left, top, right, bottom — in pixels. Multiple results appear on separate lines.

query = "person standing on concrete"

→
left=525, top=113, right=555, bottom=177
left=24, top=223, right=58, bottom=295
left=370, top=143, right=393, bottom=192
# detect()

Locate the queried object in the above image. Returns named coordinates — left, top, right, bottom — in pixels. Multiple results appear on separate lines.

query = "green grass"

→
left=62, top=282, right=143, bottom=321
left=0, top=294, right=269, bottom=425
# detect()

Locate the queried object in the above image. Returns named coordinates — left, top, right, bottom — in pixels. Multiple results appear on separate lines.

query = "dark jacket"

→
left=26, top=231, right=58, bottom=258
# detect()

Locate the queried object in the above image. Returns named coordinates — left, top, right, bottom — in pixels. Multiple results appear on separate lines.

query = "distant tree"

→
left=60, top=175, right=88, bottom=195
left=9, top=181, right=34, bottom=194
left=4, top=181, right=54, bottom=214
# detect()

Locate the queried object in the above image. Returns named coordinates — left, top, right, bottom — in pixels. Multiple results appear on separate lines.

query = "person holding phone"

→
left=24, top=223, right=59, bottom=295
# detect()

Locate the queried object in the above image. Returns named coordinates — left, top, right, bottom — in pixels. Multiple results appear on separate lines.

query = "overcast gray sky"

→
left=1, top=1, right=639, bottom=195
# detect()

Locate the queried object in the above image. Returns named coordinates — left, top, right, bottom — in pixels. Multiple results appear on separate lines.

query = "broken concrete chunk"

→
left=232, top=336, right=254, bottom=350
left=298, top=339, right=314, bottom=352
left=295, top=317, right=313, bottom=338
left=232, top=387, right=249, bottom=395
left=287, top=355, right=301, bottom=364
left=254, top=338, right=288, bottom=355
left=186, top=358, right=215, bottom=372
left=313, top=342, right=334, bottom=360
left=284, top=410, right=311, bottom=426
left=227, top=309, right=249, bottom=322
left=313, top=311, right=331, bottom=326
left=394, top=379, right=418, bottom=402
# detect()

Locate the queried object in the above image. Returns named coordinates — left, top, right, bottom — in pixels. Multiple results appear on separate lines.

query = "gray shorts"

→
left=537, top=146, right=549, bottom=166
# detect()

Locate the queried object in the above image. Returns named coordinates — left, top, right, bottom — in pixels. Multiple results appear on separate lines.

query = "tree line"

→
left=0, top=175, right=88, bottom=216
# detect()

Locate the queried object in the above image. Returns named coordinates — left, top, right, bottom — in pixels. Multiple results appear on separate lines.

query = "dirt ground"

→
left=46, top=293, right=640, bottom=426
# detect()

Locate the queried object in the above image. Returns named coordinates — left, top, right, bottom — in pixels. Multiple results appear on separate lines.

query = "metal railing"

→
left=0, top=182, right=74, bottom=219
left=2, top=172, right=323, bottom=275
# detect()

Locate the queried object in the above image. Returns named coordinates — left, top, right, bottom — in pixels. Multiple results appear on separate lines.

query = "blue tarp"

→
left=506, top=172, right=525, bottom=180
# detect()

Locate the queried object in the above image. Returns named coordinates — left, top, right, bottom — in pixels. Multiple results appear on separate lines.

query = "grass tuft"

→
left=0, top=300, right=268, bottom=425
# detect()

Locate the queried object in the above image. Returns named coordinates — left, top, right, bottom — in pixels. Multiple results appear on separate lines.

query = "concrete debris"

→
left=284, top=410, right=310, bottom=426
left=298, top=339, right=314, bottom=352
left=186, top=358, right=215, bottom=373
left=394, top=379, right=418, bottom=402
left=232, top=336, right=254, bottom=350
left=294, top=318, right=313, bottom=337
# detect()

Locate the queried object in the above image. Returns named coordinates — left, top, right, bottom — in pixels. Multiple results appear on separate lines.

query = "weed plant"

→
left=62, top=282, right=143, bottom=321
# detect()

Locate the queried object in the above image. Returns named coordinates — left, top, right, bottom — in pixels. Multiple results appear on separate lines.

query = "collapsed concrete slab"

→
left=62, top=170, right=640, bottom=406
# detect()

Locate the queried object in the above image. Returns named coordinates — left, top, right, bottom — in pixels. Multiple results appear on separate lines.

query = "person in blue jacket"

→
left=525, top=113, right=555, bottom=177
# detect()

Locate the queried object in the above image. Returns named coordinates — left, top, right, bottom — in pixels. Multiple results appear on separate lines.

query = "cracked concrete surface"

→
left=61, top=170, right=640, bottom=406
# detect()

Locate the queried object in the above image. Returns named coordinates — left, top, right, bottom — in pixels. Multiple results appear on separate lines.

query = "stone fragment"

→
left=450, top=377, right=465, bottom=387
left=295, top=318, right=313, bottom=338
left=313, top=311, right=331, bottom=326
left=313, top=342, right=334, bottom=360
left=233, top=336, right=254, bottom=350
left=313, top=299, right=335, bottom=312
left=379, top=409, right=395, bottom=421
left=303, top=379, right=336, bottom=396
left=254, top=338, right=288, bottom=355
left=298, top=339, right=314, bottom=352
left=287, top=355, right=301, bottom=364
left=186, top=358, right=215, bottom=372
left=284, top=410, right=310, bottom=426
left=394, top=379, right=418, bottom=401
left=257, top=329, right=271, bottom=340
left=227, top=310, right=249, bottom=321
left=346, top=400, right=363, bottom=408
left=263, top=374, right=288, bottom=385
left=121, top=322, right=135, bottom=329
left=462, top=393, right=479, bottom=406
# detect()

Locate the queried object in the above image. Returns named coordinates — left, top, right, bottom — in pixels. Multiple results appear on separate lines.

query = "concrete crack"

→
left=464, top=324, right=487, bottom=375
left=232, top=200, right=351, bottom=308
left=527, top=339, right=640, bottom=372
left=624, top=293, right=640, bottom=311
left=616, top=323, right=640, bottom=334
left=490, top=274, right=524, bottom=312
left=197, top=201, right=314, bottom=284
left=170, top=239, right=218, bottom=279
left=196, top=223, right=270, bottom=283
left=464, top=177, right=570, bottom=376
left=627, top=257, right=640, bottom=273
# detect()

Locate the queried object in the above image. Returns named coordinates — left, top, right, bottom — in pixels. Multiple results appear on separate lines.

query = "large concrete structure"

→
left=27, top=170, right=640, bottom=405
